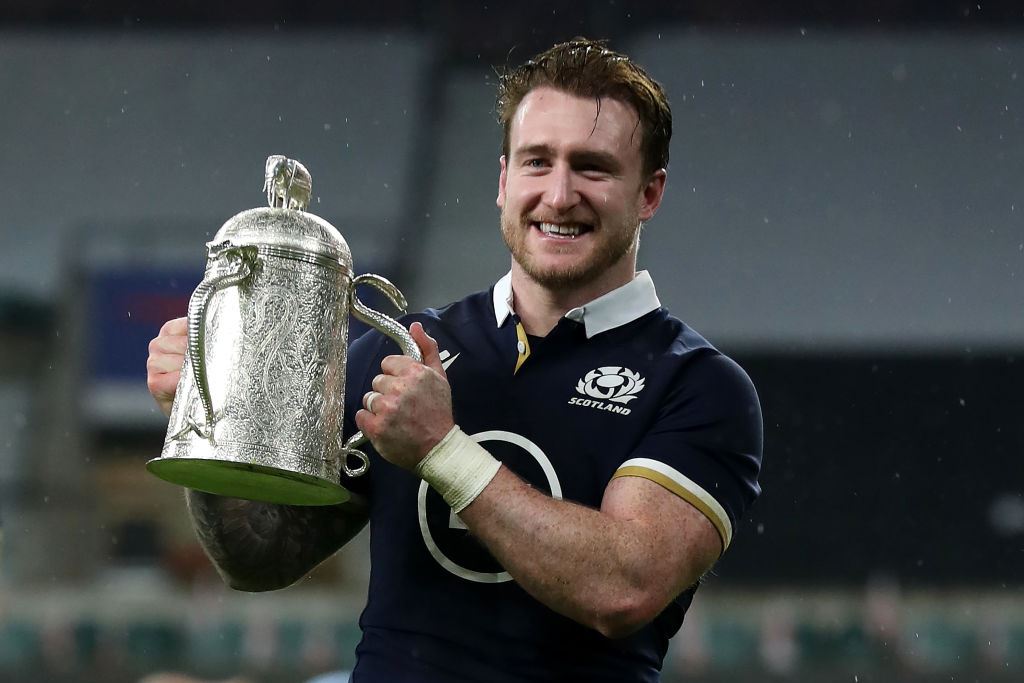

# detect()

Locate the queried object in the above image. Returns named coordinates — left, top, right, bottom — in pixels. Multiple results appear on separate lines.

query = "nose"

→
left=543, top=164, right=579, bottom=212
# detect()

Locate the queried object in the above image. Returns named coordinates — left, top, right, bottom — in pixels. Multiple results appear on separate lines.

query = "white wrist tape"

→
left=415, top=426, right=501, bottom=513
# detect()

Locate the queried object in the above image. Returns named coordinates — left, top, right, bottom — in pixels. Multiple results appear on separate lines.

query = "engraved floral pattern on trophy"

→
left=222, top=252, right=349, bottom=477
left=241, top=283, right=300, bottom=441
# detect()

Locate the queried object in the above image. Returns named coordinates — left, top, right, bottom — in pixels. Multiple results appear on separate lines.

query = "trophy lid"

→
left=209, top=155, right=353, bottom=273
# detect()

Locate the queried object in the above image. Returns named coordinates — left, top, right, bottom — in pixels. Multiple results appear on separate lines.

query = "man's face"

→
left=497, top=86, right=665, bottom=292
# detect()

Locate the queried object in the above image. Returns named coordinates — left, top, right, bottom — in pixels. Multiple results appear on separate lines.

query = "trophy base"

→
left=146, top=457, right=351, bottom=506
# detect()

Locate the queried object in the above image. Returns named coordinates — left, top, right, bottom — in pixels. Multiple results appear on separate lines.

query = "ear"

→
left=637, top=169, right=667, bottom=222
left=496, top=155, right=508, bottom=209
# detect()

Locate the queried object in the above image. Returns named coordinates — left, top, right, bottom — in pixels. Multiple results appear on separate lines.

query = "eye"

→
left=579, top=165, right=610, bottom=178
left=525, top=158, right=547, bottom=169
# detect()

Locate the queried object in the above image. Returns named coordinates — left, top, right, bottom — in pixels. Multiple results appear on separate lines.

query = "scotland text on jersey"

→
left=569, top=366, right=645, bottom=416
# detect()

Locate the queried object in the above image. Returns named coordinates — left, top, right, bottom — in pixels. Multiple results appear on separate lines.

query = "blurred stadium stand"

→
left=0, top=4, right=1022, bottom=682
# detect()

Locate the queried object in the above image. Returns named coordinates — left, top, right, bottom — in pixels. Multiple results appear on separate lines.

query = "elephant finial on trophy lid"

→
left=263, top=155, right=312, bottom=211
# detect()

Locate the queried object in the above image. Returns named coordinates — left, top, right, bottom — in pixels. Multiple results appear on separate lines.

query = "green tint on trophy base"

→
left=146, top=458, right=351, bottom=506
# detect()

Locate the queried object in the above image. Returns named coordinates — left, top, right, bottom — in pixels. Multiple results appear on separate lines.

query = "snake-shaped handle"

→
left=338, top=274, right=421, bottom=477
left=184, top=243, right=259, bottom=440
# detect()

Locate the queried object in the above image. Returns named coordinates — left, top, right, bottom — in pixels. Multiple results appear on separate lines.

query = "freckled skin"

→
left=454, top=455, right=721, bottom=637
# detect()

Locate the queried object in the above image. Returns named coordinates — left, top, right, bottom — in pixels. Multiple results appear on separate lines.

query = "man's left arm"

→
left=458, top=463, right=721, bottom=638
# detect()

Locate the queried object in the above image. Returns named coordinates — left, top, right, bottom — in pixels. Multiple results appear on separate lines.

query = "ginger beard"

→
left=500, top=206, right=642, bottom=290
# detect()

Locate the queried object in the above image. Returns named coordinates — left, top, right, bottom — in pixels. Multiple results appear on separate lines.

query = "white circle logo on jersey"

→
left=417, top=430, right=562, bottom=583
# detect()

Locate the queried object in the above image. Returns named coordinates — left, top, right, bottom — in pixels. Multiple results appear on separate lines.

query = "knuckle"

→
left=146, top=374, right=167, bottom=395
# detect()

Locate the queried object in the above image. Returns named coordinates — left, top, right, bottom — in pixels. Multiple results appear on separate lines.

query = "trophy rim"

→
left=146, top=456, right=352, bottom=506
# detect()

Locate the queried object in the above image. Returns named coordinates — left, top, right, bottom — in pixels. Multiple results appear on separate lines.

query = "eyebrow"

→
left=514, top=144, right=623, bottom=173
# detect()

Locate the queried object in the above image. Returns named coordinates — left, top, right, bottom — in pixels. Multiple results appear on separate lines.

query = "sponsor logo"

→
left=570, top=366, right=644, bottom=415
left=439, top=349, right=460, bottom=372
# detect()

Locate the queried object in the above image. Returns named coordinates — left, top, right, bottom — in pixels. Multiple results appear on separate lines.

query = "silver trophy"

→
left=147, top=155, right=420, bottom=505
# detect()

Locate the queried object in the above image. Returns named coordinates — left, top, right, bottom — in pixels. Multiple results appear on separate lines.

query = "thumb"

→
left=409, top=322, right=445, bottom=376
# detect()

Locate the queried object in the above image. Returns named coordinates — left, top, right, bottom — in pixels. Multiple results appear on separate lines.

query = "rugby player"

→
left=147, top=38, right=763, bottom=682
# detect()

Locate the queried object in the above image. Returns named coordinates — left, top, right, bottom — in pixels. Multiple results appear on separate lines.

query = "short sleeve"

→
left=612, top=352, right=763, bottom=553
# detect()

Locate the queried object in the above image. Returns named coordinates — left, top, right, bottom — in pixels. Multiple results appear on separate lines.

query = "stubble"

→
left=500, top=209, right=641, bottom=290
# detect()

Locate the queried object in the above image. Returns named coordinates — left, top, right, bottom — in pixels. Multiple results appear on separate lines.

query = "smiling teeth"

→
left=538, top=222, right=583, bottom=237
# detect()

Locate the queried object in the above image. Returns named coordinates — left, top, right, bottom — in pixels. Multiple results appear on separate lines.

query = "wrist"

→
left=415, top=426, right=501, bottom=513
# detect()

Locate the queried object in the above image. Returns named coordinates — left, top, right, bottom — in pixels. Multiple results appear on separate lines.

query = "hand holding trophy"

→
left=147, top=156, right=420, bottom=505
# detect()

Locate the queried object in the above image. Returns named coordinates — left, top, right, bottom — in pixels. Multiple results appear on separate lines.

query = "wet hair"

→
left=496, top=37, right=672, bottom=177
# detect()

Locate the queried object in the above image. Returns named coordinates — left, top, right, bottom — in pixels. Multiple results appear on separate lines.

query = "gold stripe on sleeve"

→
left=612, top=465, right=731, bottom=552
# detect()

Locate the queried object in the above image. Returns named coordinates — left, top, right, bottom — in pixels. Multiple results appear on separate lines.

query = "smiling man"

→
left=498, top=86, right=664, bottom=309
left=147, top=38, right=763, bottom=682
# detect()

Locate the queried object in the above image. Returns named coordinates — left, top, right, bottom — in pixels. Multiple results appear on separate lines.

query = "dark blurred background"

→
left=0, top=1, right=1021, bottom=682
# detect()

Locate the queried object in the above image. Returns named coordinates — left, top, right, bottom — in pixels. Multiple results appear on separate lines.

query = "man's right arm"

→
left=148, top=317, right=367, bottom=592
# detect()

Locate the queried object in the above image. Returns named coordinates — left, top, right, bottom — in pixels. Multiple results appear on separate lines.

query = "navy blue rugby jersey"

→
left=340, top=271, right=763, bottom=683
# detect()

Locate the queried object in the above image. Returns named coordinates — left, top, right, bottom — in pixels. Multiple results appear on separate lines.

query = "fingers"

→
left=363, top=390, right=383, bottom=414
left=410, top=322, right=445, bottom=375
left=147, top=368, right=180, bottom=417
left=147, top=357, right=184, bottom=376
left=365, top=370, right=406, bottom=415
left=354, top=404, right=374, bottom=434
left=379, top=322, right=445, bottom=377
left=357, top=321, right=456, bottom=469
left=150, top=317, right=187, bottom=375
left=148, top=334, right=187, bottom=367
left=354, top=393, right=383, bottom=435
left=370, top=373, right=395, bottom=394
left=147, top=317, right=188, bottom=417
left=147, top=363, right=181, bottom=394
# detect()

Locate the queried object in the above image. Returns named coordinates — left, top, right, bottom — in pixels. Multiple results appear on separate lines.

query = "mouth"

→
left=530, top=221, right=594, bottom=239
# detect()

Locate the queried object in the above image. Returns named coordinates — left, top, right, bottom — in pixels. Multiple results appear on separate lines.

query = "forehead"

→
left=509, top=86, right=642, bottom=160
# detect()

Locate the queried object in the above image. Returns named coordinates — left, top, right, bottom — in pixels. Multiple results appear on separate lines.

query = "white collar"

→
left=491, top=270, right=662, bottom=338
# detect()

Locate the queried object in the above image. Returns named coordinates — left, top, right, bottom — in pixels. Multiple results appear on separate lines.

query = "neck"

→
left=509, top=262, right=636, bottom=337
